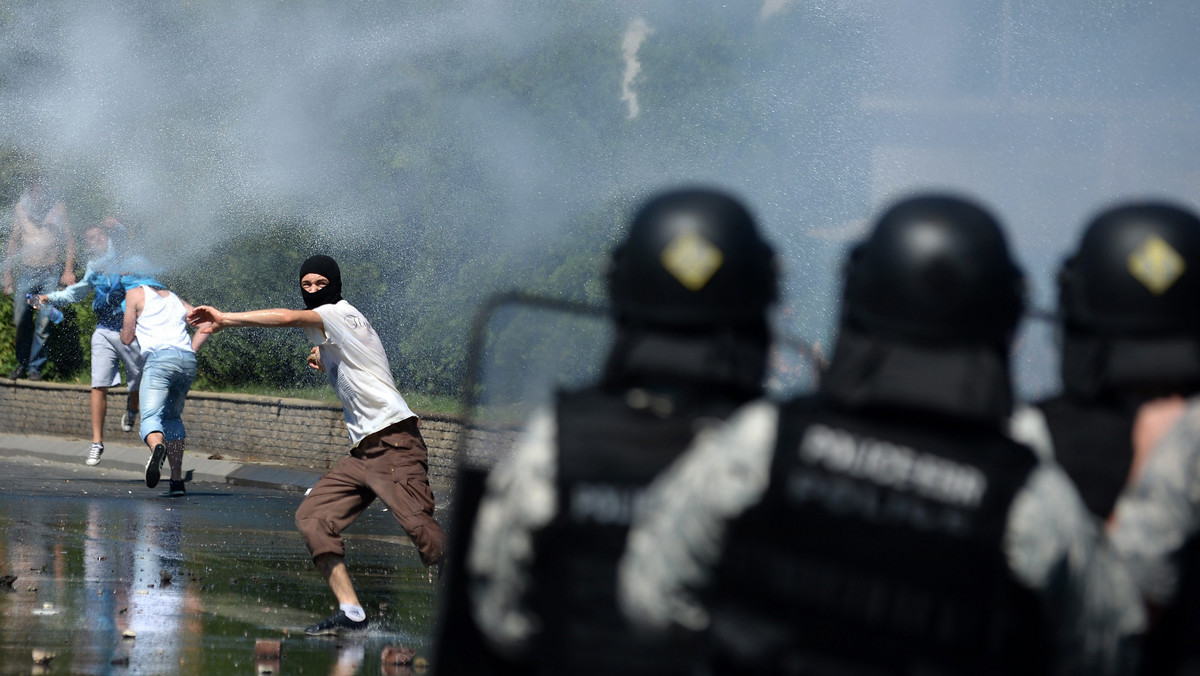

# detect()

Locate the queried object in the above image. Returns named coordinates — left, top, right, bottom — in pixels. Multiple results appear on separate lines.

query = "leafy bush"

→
left=0, top=293, right=13, bottom=375
left=0, top=291, right=96, bottom=381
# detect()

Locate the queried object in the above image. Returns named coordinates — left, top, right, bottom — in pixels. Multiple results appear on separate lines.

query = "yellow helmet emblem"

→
left=661, top=231, right=724, bottom=291
left=1128, top=235, right=1186, bottom=295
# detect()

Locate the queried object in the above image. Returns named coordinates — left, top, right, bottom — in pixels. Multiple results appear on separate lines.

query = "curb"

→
left=0, top=432, right=324, bottom=493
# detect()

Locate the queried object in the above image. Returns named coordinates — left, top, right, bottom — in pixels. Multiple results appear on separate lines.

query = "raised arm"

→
left=187, top=305, right=323, bottom=332
left=45, top=272, right=97, bottom=306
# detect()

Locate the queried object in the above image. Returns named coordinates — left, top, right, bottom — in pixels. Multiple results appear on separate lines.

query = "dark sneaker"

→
left=145, top=444, right=166, bottom=488
left=167, top=480, right=186, bottom=497
left=304, top=611, right=368, bottom=636
left=86, top=442, right=104, bottom=466
left=6, top=367, right=23, bottom=379
left=26, top=371, right=41, bottom=382
left=121, top=409, right=136, bottom=433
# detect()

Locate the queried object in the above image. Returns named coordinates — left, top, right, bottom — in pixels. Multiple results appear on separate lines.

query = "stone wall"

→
left=0, top=380, right=488, bottom=484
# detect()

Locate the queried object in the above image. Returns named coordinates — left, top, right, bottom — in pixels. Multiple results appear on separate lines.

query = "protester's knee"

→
left=296, top=512, right=343, bottom=558
left=409, top=522, right=446, bottom=566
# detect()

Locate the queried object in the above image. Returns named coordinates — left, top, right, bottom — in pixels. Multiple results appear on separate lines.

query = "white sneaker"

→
left=121, top=409, right=136, bottom=433
left=86, top=442, right=104, bottom=466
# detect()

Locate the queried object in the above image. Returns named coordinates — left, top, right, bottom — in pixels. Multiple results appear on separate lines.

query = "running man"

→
left=122, top=275, right=209, bottom=496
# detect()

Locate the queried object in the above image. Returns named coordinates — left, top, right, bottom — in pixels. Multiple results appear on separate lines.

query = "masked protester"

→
left=464, top=188, right=778, bottom=675
left=1013, top=203, right=1200, bottom=522
left=619, top=194, right=1144, bottom=676
left=187, top=254, right=446, bottom=636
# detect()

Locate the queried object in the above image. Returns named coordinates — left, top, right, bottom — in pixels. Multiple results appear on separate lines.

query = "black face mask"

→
left=299, top=255, right=344, bottom=310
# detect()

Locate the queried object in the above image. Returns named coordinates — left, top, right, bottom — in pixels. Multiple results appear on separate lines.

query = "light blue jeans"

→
left=138, top=349, right=196, bottom=443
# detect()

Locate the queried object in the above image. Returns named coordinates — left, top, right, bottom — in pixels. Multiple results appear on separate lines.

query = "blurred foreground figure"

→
left=619, top=194, right=1144, bottom=675
left=1090, top=204, right=1200, bottom=676
left=1014, top=203, right=1200, bottom=522
left=1114, top=395, right=1200, bottom=676
left=466, top=188, right=778, bottom=675
left=188, top=255, right=446, bottom=636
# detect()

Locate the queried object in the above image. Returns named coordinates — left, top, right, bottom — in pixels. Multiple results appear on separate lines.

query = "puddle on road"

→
left=0, top=493, right=437, bottom=675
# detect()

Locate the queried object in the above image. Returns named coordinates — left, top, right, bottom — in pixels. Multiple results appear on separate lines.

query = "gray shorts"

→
left=91, top=327, right=144, bottom=390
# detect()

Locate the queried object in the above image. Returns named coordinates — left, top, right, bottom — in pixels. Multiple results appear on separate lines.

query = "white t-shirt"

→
left=135, top=287, right=194, bottom=355
left=305, top=300, right=417, bottom=447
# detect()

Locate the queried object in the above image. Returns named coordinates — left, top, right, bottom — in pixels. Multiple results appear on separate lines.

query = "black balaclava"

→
left=299, top=255, right=343, bottom=310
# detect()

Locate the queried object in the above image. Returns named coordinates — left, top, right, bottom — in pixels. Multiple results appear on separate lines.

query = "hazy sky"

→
left=3, top=0, right=1199, bottom=395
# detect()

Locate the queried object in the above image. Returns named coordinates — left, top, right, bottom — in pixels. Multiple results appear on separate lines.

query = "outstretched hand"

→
left=187, top=305, right=226, bottom=333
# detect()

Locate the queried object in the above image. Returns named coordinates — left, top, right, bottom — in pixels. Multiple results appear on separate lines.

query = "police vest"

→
left=1036, top=396, right=1134, bottom=520
left=708, top=398, right=1049, bottom=675
left=528, top=387, right=739, bottom=676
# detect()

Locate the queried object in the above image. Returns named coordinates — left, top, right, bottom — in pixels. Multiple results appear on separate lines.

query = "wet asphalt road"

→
left=0, top=453, right=438, bottom=675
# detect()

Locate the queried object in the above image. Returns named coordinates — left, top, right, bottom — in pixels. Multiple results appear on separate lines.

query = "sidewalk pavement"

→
left=0, top=432, right=323, bottom=493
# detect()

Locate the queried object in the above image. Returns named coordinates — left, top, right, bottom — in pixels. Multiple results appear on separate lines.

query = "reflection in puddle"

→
left=0, top=490, right=437, bottom=675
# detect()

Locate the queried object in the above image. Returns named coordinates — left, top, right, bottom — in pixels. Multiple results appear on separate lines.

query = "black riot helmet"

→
left=843, top=194, right=1025, bottom=345
left=608, top=188, right=777, bottom=328
left=1060, top=202, right=1200, bottom=336
left=1057, top=201, right=1200, bottom=400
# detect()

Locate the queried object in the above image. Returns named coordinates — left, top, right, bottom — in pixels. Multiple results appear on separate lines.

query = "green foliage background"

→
left=0, top=286, right=97, bottom=382
left=0, top=2, right=858, bottom=404
left=0, top=200, right=619, bottom=404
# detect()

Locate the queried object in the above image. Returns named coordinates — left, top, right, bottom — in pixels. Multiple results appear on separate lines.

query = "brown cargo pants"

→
left=295, top=417, right=446, bottom=566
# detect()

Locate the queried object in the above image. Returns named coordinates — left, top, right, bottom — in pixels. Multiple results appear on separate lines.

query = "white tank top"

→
left=134, top=287, right=194, bottom=355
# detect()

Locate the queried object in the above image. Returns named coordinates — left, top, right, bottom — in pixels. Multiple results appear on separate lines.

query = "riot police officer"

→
left=466, top=187, right=779, bottom=675
left=619, top=194, right=1144, bottom=675
left=1089, top=202, right=1200, bottom=675
left=1016, top=202, right=1200, bottom=521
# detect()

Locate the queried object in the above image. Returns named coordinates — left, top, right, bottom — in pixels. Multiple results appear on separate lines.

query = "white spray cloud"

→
left=760, top=0, right=792, bottom=21
left=619, top=18, right=653, bottom=119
